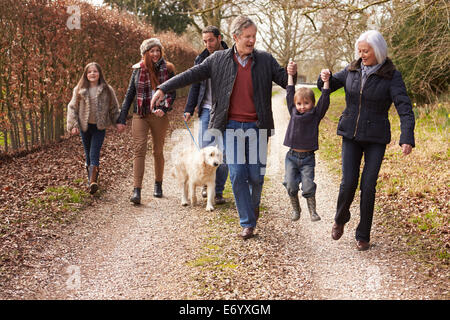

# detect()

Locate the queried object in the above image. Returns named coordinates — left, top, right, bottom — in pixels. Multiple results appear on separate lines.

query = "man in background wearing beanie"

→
left=183, top=26, right=229, bottom=205
left=151, top=16, right=297, bottom=239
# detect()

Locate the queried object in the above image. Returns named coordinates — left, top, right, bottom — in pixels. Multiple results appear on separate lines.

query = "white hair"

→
left=355, top=30, right=387, bottom=64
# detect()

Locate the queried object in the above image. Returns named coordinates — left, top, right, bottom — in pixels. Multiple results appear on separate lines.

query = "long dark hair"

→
left=75, top=62, right=112, bottom=100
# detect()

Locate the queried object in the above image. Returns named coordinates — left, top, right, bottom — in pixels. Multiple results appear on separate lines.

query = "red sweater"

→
left=228, top=55, right=257, bottom=122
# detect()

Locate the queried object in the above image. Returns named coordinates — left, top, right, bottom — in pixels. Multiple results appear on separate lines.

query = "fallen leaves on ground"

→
left=0, top=98, right=187, bottom=284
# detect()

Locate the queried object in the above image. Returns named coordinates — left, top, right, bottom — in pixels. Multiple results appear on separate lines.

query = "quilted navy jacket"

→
left=317, top=58, right=415, bottom=147
left=159, top=45, right=291, bottom=134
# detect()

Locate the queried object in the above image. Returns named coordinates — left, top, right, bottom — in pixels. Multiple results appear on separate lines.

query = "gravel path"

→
left=1, top=89, right=446, bottom=300
left=262, top=89, right=445, bottom=299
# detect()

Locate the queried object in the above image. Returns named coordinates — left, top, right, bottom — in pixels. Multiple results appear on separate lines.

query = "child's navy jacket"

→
left=283, top=86, right=330, bottom=151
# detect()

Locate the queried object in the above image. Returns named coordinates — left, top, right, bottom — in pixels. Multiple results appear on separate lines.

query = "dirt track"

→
left=1, top=88, right=447, bottom=300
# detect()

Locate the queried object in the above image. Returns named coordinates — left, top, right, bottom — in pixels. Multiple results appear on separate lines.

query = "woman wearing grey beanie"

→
left=117, top=38, right=176, bottom=204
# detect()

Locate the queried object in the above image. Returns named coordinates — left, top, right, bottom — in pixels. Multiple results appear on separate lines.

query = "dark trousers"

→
left=80, top=123, right=106, bottom=167
left=335, top=137, right=386, bottom=242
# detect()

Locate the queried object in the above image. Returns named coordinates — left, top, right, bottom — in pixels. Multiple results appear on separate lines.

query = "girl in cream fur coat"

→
left=67, top=62, right=120, bottom=194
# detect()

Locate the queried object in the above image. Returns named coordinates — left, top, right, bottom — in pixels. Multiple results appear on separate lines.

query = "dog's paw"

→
left=181, top=201, right=188, bottom=206
left=206, top=205, right=214, bottom=212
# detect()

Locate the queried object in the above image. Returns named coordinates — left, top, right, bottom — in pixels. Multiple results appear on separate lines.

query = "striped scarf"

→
left=137, top=59, right=170, bottom=116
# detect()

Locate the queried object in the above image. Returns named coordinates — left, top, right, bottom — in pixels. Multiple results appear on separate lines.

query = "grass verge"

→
left=317, top=89, right=449, bottom=274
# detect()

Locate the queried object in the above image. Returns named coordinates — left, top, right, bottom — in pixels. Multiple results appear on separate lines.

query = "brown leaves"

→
left=0, top=96, right=187, bottom=286
left=0, top=0, right=197, bottom=154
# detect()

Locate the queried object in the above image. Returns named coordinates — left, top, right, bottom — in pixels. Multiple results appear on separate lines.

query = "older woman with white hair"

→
left=317, top=30, right=415, bottom=251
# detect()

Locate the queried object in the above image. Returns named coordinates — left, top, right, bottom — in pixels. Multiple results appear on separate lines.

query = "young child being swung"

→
left=283, top=63, right=331, bottom=221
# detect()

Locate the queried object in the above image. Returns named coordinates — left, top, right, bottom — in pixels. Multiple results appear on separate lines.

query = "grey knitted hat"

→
left=140, top=38, right=163, bottom=56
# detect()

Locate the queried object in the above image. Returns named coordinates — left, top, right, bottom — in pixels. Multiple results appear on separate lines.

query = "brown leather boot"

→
left=86, top=165, right=90, bottom=186
left=88, top=165, right=99, bottom=194
left=356, top=240, right=370, bottom=251
left=239, top=227, right=254, bottom=240
left=331, top=222, right=344, bottom=240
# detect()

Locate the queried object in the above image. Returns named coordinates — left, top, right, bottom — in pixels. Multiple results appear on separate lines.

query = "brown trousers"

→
left=131, top=113, right=169, bottom=188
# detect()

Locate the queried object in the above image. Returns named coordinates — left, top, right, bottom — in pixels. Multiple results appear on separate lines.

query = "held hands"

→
left=321, top=69, right=331, bottom=89
left=287, top=60, right=297, bottom=76
left=116, top=123, right=126, bottom=133
left=71, top=127, right=79, bottom=135
left=151, top=89, right=164, bottom=110
left=153, top=109, right=165, bottom=117
left=150, top=89, right=165, bottom=117
left=287, top=60, right=297, bottom=86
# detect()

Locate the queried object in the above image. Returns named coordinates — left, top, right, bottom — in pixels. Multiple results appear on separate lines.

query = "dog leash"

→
left=183, top=119, right=200, bottom=151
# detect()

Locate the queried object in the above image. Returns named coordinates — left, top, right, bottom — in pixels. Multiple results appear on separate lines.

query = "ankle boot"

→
left=153, top=181, right=162, bottom=198
left=86, top=165, right=90, bottom=187
left=289, top=194, right=301, bottom=221
left=130, top=187, right=141, bottom=204
left=88, top=165, right=99, bottom=194
left=306, top=196, right=321, bottom=221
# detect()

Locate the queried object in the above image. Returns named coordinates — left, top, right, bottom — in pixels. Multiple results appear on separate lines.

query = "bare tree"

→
left=252, top=0, right=318, bottom=67
left=251, top=0, right=393, bottom=68
left=382, top=0, right=450, bottom=101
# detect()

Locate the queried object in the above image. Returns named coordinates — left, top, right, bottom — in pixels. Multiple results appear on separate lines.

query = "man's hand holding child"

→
left=320, top=69, right=331, bottom=89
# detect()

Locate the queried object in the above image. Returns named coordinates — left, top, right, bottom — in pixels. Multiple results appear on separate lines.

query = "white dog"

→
left=172, top=145, right=223, bottom=211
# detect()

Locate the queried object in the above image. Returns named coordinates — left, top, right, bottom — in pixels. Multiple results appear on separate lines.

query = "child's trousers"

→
left=283, top=149, right=316, bottom=198
left=80, top=123, right=106, bottom=167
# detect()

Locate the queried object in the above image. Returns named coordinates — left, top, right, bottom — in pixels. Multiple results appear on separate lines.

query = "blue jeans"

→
left=224, top=120, right=268, bottom=228
left=80, top=123, right=106, bottom=167
left=283, top=150, right=316, bottom=198
left=335, top=137, right=386, bottom=242
left=198, top=108, right=228, bottom=195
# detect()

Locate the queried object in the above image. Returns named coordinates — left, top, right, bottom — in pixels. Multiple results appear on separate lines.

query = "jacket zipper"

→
left=354, top=70, right=366, bottom=137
